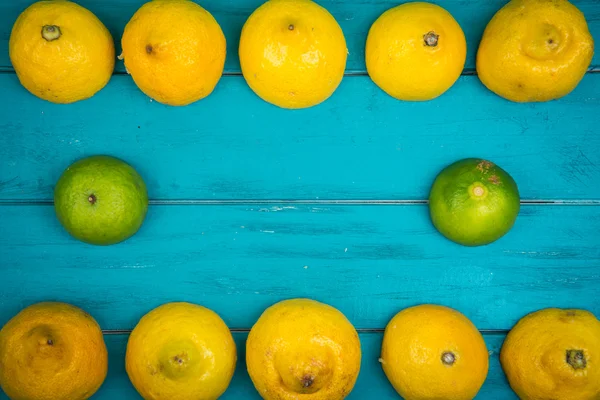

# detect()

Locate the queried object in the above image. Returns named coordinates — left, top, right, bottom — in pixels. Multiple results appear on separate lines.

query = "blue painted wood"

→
left=2, top=1, right=599, bottom=398
left=0, top=332, right=516, bottom=400
left=1, top=74, right=600, bottom=201
left=1, top=204, right=598, bottom=330
left=1, top=0, right=598, bottom=73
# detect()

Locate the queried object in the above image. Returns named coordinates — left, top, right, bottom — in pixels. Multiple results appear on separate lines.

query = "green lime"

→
left=54, top=155, right=148, bottom=245
left=429, top=158, right=520, bottom=246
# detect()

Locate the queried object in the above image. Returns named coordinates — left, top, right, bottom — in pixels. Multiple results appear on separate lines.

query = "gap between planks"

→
left=1, top=199, right=599, bottom=206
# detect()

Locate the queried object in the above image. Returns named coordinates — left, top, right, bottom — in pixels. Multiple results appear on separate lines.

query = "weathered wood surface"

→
left=2, top=0, right=600, bottom=398
left=1, top=0, right=599, bottom=73
left=1, top=204, right=598, bottom=331
left=1, top=74, right=600, bottom=201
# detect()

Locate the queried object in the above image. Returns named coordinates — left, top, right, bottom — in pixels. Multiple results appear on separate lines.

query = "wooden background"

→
left=1, top=0, right=599, bottom=398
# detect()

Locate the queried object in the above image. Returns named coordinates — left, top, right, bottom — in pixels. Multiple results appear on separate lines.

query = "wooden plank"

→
left=1, top=204, right=598, bottom=330
left=1, top=0, right=599, bottom=73
left=1, top=74, right=599, bottom=201
left=0, top=332, right=515, bottom=399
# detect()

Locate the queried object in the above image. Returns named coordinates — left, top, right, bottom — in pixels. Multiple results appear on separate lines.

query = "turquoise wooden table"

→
left=1, top=0, right=599, bottom=398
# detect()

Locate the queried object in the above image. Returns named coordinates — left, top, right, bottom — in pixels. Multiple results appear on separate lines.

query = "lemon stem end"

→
left=42, top=25, right=61, bottom=41
left=473, top=186, right=485, bottom=197
left=567, top=350, right=586, bottom=370
left=301, top=374, right=314, bottom=388
left=424, top=31, right=439, bottom=47
left=441, top=351, right=456, bottom=366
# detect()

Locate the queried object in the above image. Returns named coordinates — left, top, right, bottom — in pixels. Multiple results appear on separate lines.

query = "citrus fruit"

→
left=120, top=0, right=226, bottom=106
left=239, top=0, right=347, bottom=109
left=366, top=2, right=466, bottom=101
left=54, top=155, right=148, bottom=245
left=246, top=298, right=361, bottom=400
left=380, top=305, right=489, bottom=400
left=126, top=302, right=237, bottom=400
left=0, top=302, right=108, bottom=400
left=501, top=308, right=600, bottom=400
left=9, top=0, right=115, bottom=103
left=477, top=0, right=594, bottom=102
left=429, top=158, right=520, bottom=246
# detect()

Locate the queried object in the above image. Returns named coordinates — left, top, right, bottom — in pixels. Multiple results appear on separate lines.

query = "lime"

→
left=54, top=155, right=148, bottom=245
left=429, top=158, right=520, bottom=246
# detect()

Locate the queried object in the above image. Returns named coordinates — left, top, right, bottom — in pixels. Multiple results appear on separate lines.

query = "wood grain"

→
left=1, top=74, right=599, bottom=201
left=0, top=332, right=515, bottom=399
left=0, top=0, right=598, bottom=74
left=1, top=204, right=598, bottom=331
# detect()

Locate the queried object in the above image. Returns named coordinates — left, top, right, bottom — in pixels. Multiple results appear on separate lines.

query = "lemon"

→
left=381, top=305, right=489, bottom=400
left=246, top=299, right=361, bottom=399
left=126, top=302, right=237, bottom=400
left=121, top=0, right=226, bottom=106
left=239, top=0, right=347, bottom=109
left=429, top=158, right=520, bottom=246
left=477, top=0, right=594, bottom=102
left=0, top=302, right=108, bottom=400
left=9, top=0, right=114, bottom=104
left=501, top=308, right=600, bottom=399
left=366, top=2, right=466, bottom=101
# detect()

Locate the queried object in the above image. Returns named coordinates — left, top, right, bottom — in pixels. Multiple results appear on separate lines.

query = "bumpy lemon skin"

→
left=501, top=308, right=600, bottom=400
left=477, top=0, right=594, bottom=102
left=381, top=305, right=489, bottom=400
left=9, top=0, right=115, bottom=104
left=246, top=299, right=361, bottom=400
left=239, top=0, right=348, bottom=109
left=121, top=0, right=226, bottom=106
left=366, top=2, right=466, bottom=101
left=0, top=302, right=108, bottom=400
left=126, top=302, right=237, bottom=400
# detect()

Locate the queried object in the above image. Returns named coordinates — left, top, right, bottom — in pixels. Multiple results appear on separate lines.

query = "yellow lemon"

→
left=9, top=0, right=114, bottom=103
left=121, top=0, right=226, bottom=106
left=366, top=2, right=466, bottom=101
left=246, top=299, right=361, bottom=399
left=501, top=308, right=600, bottom=400
left=125, top=302, right=237, bottom=400
left=0, top=302, right=108, bottom=400
left=380, top=305, right=489, bottom=400
left=477, top=0, right=594, bottom=102
left=239, top=0, right=347, bottom=109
